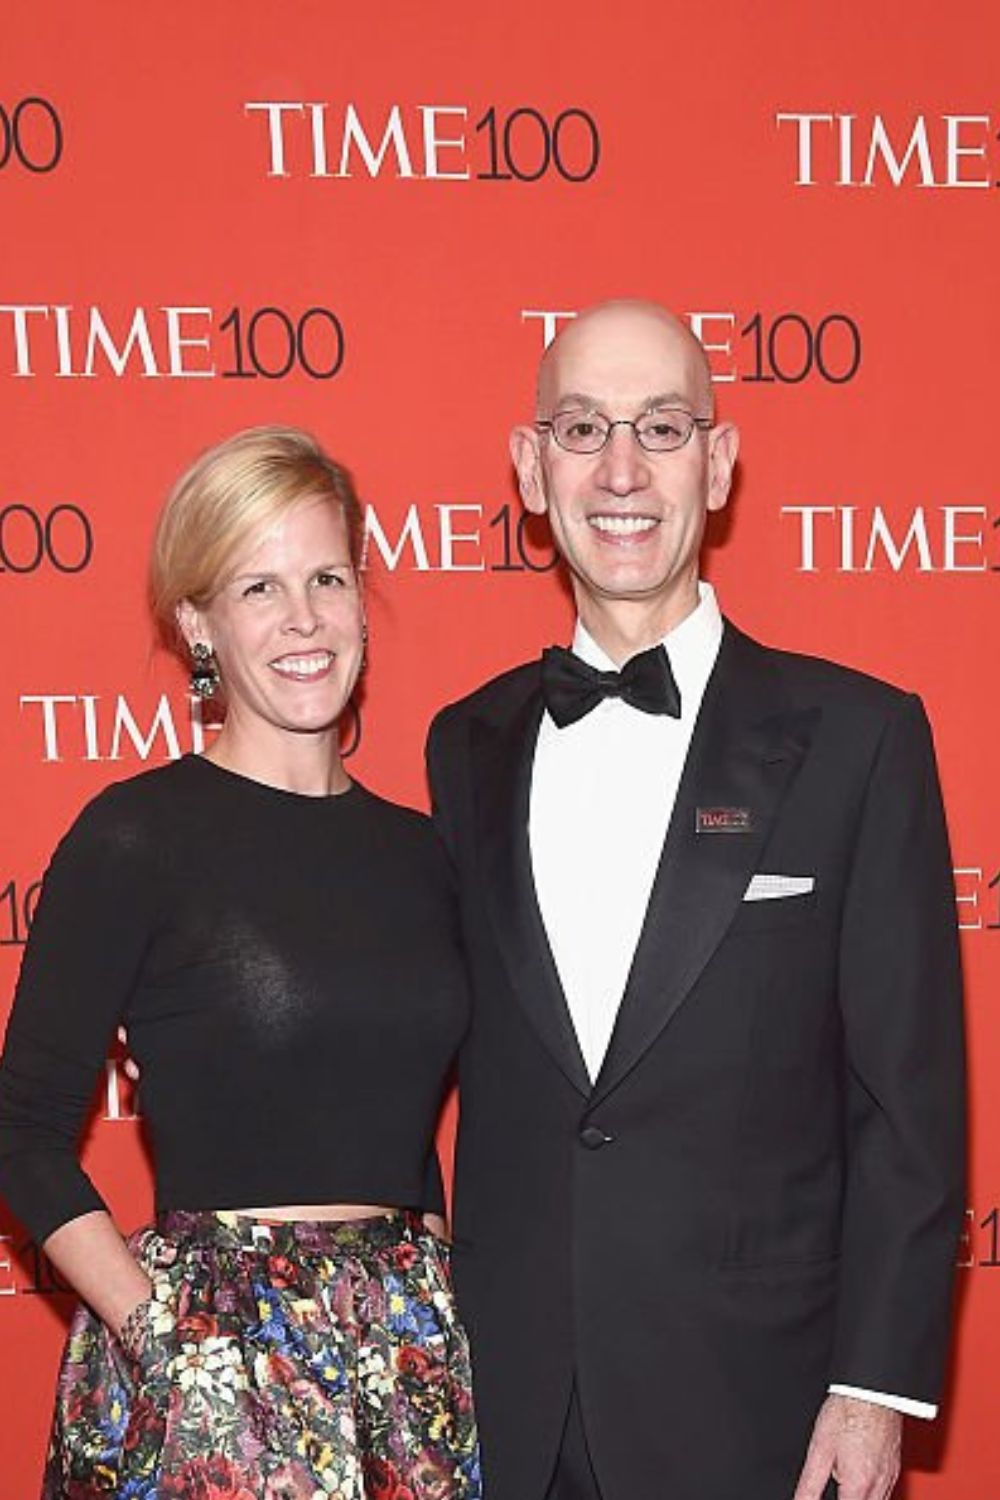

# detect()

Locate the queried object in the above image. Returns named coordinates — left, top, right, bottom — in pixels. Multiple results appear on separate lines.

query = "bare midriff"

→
left=229, top=1203, right=399, bottom=1222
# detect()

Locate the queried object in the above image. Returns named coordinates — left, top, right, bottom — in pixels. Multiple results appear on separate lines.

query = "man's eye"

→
left=645, top=420, right=682, bottom=440
left=567, top=420, right=599, bottom=439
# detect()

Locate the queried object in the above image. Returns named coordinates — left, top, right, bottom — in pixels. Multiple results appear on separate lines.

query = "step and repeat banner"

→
left=2, top=1, right=997, bottom=1494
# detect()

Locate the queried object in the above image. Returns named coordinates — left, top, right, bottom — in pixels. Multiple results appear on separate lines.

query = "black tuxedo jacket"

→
left=426, top=623, right=965, bottom=1500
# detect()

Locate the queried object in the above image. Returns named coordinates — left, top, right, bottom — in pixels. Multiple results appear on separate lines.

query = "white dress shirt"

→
left=530, top=582, right=722, bottom=1080
left=528, top=580, right=933, bottom=1421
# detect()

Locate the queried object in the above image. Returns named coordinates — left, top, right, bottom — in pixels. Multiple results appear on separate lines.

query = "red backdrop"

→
left=2, top=2, right=997, bottom=1492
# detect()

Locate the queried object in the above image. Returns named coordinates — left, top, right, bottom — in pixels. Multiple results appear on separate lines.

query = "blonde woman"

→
left=0, top=427, right=479, bottom=1499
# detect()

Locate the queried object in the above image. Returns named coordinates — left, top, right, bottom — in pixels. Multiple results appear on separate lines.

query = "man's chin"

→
left=570, top=566, right=685, bottom=608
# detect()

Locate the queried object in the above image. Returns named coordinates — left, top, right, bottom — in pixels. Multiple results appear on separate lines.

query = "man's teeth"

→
left=271, top=652, right=333, bottom=677
left=589, top=515, right=658, bottom=535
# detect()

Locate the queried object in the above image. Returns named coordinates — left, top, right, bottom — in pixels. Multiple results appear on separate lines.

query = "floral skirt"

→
left=42, top=1208, right=480, bottom=1500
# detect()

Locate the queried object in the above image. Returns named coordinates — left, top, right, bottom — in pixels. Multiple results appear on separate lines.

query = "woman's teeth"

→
left=270, top=652, right=333, bottom=677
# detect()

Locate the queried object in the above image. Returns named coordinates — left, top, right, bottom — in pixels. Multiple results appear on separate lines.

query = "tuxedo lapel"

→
left=591, top=627, right=819, bottom=1107
left=471, top=681, right=592, bottom=1098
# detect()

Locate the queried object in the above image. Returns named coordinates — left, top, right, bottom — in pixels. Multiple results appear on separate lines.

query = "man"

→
left=426, top=300, right=965, bottom=1500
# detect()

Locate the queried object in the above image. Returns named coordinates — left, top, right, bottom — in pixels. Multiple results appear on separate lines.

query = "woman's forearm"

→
left=44, top=1209, right=152, bottom=1338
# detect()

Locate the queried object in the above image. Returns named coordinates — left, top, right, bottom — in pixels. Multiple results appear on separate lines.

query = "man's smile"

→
left=587, top=513, right=660, bottom=538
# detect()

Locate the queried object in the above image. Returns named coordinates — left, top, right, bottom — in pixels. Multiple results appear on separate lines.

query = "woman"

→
left=0, top=427, right=479, bottom=1499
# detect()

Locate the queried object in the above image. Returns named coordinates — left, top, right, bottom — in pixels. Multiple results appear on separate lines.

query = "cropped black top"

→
left=0, top=756, right=468, bottom=1243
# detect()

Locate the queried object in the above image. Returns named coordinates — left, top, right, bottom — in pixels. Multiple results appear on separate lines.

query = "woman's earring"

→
left=190, top=641, right=220, bottom=698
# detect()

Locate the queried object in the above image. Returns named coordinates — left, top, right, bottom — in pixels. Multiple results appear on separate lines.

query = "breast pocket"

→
left=727, top=887, right=820, bottom=935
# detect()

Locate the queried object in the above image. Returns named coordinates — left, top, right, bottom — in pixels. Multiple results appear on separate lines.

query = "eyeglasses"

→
left=536, top=408, right=713, bottom=455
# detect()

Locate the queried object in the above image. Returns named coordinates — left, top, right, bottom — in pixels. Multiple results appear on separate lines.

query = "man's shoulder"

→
left=734, top=627, right=917, bottom=702
left=429, top=657, right=541, bottom=738
left=731, top=623, right=917, bottom=718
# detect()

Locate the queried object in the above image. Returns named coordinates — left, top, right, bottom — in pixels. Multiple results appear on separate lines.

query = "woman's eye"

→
left=241, top=579, right=272, bottom=598
left=314, top=571, right=343, bottom=588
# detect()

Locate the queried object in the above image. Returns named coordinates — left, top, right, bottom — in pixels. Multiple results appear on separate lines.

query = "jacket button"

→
left=579, top=1124, right=613, bottom=1150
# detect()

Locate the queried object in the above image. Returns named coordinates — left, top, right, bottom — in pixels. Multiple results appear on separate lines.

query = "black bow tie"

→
left=541, top=643, right=681, bottom=729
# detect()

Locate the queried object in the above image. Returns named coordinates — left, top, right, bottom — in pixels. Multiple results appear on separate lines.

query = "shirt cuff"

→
left=828, top=1384, right=937, bottom=1420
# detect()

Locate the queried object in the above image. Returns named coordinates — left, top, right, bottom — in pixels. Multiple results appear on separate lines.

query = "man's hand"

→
left=793, top=1394, right=902, bottom=1500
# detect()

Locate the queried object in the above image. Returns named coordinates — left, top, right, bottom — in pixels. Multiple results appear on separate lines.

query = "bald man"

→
left=427, top=301, right=965, bottom=1500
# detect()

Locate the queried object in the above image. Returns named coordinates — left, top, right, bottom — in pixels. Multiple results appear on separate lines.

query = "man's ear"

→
left=176, top=598, right=208, bottom=651
left=510, top=425, right=547, bottom=515
left=706, top=422, right=739, bottom=514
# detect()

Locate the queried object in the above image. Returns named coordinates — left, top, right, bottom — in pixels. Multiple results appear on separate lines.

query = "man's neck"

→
left=575, top=580, right=701, bottom=666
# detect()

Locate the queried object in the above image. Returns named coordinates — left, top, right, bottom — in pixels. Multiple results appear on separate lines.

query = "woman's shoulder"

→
left=57, top=756, right=204, bottom=861
left=350, top=783, right=448, bottom=858
left=351, top=781, right=431, bottom=833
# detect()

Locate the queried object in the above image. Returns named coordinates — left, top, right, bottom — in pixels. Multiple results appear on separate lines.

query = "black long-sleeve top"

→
left=0, top=755, right=469, bottom=1244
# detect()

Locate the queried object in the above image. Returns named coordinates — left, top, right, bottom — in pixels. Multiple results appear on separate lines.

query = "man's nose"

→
left=595, top=422, right=652, bottom=495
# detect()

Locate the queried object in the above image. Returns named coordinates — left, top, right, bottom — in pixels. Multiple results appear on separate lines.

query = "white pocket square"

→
left=743, top=874, right=815, bottom=902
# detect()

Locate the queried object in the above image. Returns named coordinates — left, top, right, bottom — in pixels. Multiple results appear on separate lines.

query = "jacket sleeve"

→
left=0, top=789, right=157, bottom=1245
left=831, top=692, right=966, bottom=1404
left=425, top=707, right=463, bottom=866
